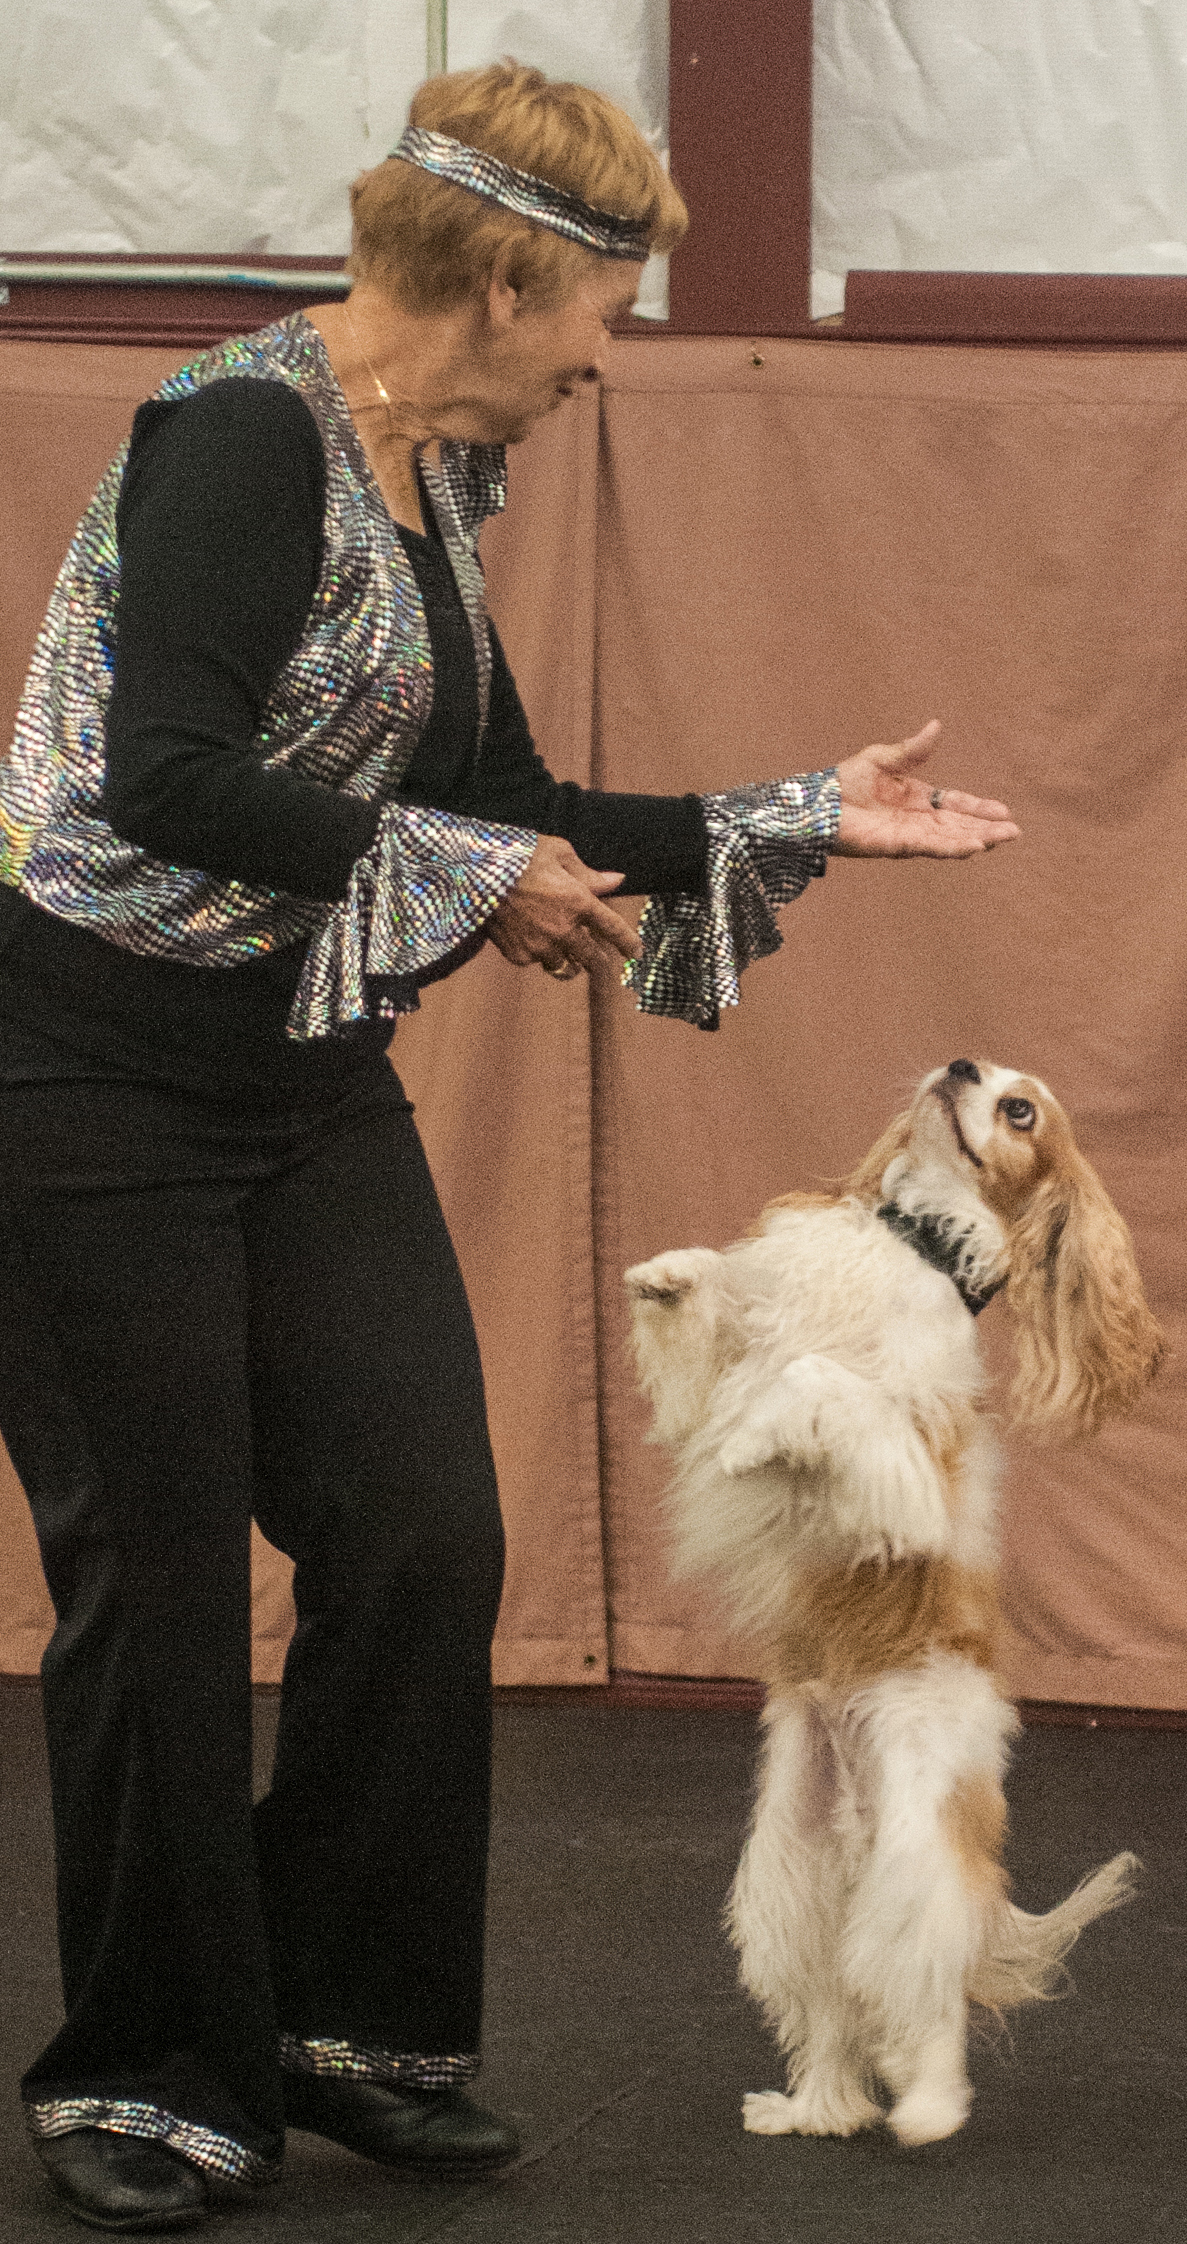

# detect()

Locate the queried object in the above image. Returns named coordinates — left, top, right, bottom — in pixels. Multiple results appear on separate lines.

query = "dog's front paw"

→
left=718, top=1355, right=834, bottom=1478
left=719, top=1424, right=781, bottom=1478
left=625, top=1247, right=718, bottom=1307
left=847, top=1530, right=912, bottom=1571
left=839, top=1462, right=951, bottom=1565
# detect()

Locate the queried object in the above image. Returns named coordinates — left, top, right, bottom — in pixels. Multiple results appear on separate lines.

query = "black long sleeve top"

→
left=0, top=380, right=708, bottom=1098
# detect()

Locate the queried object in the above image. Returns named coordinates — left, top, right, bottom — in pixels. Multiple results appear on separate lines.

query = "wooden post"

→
left=667, top=0, right=814, bottom=336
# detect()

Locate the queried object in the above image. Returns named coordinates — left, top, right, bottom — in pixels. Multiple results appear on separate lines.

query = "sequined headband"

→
left=388, top=124, right=652, bottom=262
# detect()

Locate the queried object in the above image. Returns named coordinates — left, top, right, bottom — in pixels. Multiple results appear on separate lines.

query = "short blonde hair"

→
left=349, top=61, right=688, bottom=312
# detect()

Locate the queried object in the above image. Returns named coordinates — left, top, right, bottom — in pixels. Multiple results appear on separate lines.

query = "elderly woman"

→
left=0, top=61, right=1016, bottom=2234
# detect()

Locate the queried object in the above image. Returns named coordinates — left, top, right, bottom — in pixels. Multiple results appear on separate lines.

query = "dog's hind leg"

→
left=743, top=2011, right=881, bottom=2139
left=846, top=1854, right=974, bottom=2146
left=731, top=1694, right=881, bottom=2138
left=838, top=1660, right=1013, bottom=2146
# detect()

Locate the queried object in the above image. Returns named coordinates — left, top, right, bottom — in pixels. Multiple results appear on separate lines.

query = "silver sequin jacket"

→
left=0, top=312, right=840, bottom=1038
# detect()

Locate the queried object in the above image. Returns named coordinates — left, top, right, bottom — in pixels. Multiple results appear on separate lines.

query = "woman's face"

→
left=457, top=258, right=646, bottom=443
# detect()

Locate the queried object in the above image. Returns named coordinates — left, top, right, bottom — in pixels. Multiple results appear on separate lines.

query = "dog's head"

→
left=850, top=1059, right=1164, bottom=1438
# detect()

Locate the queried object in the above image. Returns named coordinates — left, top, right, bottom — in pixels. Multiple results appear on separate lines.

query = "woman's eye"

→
left=1001, top=1097, right=1036, bottom=1131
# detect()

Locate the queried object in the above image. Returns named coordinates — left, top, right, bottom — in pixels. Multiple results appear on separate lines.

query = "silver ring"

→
left=544, top=957, right=576, bottom=979
left=929, top=787, right=945, bottom=810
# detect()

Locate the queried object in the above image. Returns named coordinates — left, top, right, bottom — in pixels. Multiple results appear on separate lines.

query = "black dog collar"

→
left=875, top=1202, right=1006, bottom=1318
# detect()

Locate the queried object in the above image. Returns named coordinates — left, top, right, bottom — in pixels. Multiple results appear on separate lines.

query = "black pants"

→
left=0, top=1062, right=505, bottom=2172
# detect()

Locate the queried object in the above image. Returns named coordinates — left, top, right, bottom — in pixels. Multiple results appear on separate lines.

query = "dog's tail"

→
left=968, top=1851, right=1139, bottom=2010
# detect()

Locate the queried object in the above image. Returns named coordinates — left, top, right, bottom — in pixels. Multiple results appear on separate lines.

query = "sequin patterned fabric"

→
left=279, top=2033, right=480, bottom=2092
left=291, top=798, right=536, bottom=1033
left=391, top=126, right=653, bottom=262
left=25, top=2097, right=282, bottom=2186
left=0, top=310, right=535, bottom=1040
left=624, top=772, right=843, bottom=1030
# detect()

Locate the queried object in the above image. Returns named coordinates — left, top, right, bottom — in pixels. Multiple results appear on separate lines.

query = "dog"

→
left=625, top=1059, right=1163, bottom=2148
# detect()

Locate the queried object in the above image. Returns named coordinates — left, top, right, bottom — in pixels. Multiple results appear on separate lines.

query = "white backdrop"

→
left=0, top=0, right=669, bottom=311
left=812, top=1, right=1187, bottom=315
left=0, top=0, right=413, bottom=257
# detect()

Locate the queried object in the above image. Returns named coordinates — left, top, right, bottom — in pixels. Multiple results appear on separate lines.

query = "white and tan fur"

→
left=626, top=1061, right=1163, bottom=2149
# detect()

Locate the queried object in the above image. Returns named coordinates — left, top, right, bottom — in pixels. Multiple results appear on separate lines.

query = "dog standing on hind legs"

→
left=626, top=1059, right=1163, bottom=2147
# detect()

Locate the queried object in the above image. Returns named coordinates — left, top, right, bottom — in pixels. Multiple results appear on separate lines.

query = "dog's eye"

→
left=1000, top=1097, right=1036, bottom=1132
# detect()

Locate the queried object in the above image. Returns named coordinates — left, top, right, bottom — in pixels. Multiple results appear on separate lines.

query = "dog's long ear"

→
left=841, top=1109, right=914, bottom=1204
left=1006, top=1154, right=1164, bottom=1438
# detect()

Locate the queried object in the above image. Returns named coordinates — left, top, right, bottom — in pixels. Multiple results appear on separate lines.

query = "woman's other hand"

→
left=834, top=721, right=1019, bottom=858
left=488, top=835, right=644, bottom=977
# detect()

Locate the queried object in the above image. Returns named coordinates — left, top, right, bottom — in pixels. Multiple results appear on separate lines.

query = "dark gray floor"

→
left=2, top=1679, right=1184, bottom=2241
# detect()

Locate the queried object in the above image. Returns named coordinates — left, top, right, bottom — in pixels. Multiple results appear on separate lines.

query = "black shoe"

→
left=34, top=2129, right=208, bottom=2232
left=282, top=2072, right=519, bottom=2174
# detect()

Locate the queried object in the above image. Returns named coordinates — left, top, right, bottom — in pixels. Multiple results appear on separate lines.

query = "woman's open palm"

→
left=834, top=722, right=1019, bottom=858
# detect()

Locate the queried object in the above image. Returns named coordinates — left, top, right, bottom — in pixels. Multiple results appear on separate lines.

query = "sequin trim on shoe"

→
left=24, top=2099, right=281, bottom=2186
left=278, top=2035, right=480, bottom=2091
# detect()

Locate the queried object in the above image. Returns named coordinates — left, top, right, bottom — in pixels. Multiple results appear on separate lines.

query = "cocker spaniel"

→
left=626, top=1059, right=1163, bottom=2148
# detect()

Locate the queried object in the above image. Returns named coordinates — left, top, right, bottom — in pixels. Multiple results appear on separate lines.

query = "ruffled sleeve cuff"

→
left=287, top=800, right=536, bottom=1040
left=623, top=770, right=841, bottom=1031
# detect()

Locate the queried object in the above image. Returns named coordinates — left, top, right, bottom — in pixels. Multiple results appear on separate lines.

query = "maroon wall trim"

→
left=0, top=283, right=341, bottom=347
left=494, top=1677, right=1187, bottom=1724
left=4, top=1665, right=1180, bottom=1719
left=843, top=269, right=1187, bottom=344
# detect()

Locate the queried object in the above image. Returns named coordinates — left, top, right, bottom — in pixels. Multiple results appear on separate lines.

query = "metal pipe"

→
left=426, top=0, right=447, bottom=77
left=0, top=262, right=351, bottom=291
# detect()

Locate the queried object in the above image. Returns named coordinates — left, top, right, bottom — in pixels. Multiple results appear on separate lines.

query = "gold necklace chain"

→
left=343, top=300, right=392, bottom=412
left=341, top=300, right=427, bottom=530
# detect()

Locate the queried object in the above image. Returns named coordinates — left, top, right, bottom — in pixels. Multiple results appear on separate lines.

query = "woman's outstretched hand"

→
left=488, top=835, right=644, bottom=978
left=833, top=722, right=1019, bottom=858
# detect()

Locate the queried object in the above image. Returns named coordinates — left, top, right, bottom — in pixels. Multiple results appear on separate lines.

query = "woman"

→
left=0, top=62, right=1017, bottom=2234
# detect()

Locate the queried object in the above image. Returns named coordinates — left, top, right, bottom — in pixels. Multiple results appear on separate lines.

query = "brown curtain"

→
left=1, top=333, right=1185, bottom=1705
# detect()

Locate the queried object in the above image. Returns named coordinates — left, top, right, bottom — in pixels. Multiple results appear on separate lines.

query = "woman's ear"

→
left=486, top=238, right=525, bottom=332
left=1005, top=1154, right=1164, bottom=1438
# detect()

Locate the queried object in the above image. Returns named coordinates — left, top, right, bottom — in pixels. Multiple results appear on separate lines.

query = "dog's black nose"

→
left=946, top=1058, right=981, bottom=1084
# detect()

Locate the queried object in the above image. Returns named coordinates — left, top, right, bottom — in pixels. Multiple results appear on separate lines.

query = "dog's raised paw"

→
left=625, top=1248, right=716, bottom=1306
left=742, top=2085, right=881, bottom=2138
